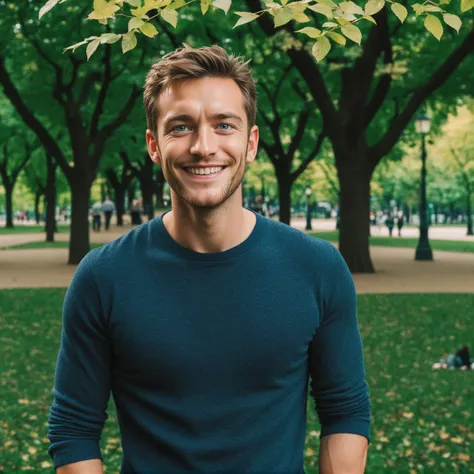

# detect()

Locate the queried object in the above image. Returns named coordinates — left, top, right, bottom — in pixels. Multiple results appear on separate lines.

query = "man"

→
left=102, top=195, right=115, bottom=231
left=48, top=44, right=371, bottom=474
left=91, top=201, right=102, bottom=232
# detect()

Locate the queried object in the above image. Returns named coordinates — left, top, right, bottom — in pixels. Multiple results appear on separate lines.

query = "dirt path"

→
left=0, top=245, right=473, bottom=294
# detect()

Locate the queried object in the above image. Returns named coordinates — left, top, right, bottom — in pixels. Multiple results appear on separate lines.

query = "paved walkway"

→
left=0, top=230, right=473, bottom=293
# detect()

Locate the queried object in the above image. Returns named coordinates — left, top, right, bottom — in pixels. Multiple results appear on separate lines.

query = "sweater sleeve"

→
left=47, top=251, right=112, bottom=468
left=308, top=243, right=371, bottom=442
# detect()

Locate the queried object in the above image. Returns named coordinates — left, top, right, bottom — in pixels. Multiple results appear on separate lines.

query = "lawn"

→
left=310, top=231, right=474, bottom=253
left=0, top=291, right=473, bottom=473
left=0, top=241, right=104, bottom=250
left=0, top=225, right=70, bottom=235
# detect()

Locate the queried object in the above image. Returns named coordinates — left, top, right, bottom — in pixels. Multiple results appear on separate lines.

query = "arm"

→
left=309, top=243, right=371, bottom=473
left=48, top=251, right=112, bottom=471
left=319, top=433, right=368, bottom=474
left=57, top=459, right=104, bottom=474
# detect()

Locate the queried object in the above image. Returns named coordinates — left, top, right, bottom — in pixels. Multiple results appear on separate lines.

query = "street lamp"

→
left=415, top=112, right=433, bottom=261
left=305, top=187, right=313, bottom=231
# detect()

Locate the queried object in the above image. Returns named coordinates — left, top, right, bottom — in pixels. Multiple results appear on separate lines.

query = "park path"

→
left=0, top=243, right=473, bottom=293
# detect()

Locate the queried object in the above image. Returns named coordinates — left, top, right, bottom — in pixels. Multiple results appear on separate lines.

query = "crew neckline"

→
left=152, top=209, right=266, bottom=262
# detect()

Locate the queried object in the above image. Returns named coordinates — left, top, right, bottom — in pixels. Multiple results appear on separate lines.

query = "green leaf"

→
left=340, top=1, right=364, bottom=15
left=391, top=3, right=407, bottom=23
left=86, top=38, right=100, bottom=61
left=424, top=14, right=443, bottom=40
left=296, top=27, right=321, bottom=38
left=341, top=23, right=362, bottom=44
left=363, top=15, right=377, bottom=24
left=443, top=13, right=461, bottom=32
left=308, top=4, right=334, bottom=19
left=327, top=31, right=346, bottom=45
left=365, top=0, right=385, bottom=15
left=63, top=40, right=89, bottom=54
left=233, top=12, right=259, bottom=28
left=312, top=36, right=331, bottom=62
left=412, top=3, right=425, bottom=16
left=336, top=17, right=350, bottom=25
left=322, top=21, right=339, bottom=28
left=38, top=0, right=60, bottom=19
left=201, top=0, right=211, bottom=14
left=122, top=31, right=137, bottom=53
left=212, top=0, right=231, bottom=14
left=424, top=5, right=442, bottom=12
left=274, top=6, right=293, bottom=27
left=161, top=9, right=178, bottom=27
left=99, top=33, right=121, bottom=44
left=140, top=22, right=158, bottom=37
left=294, top=13, right=311, bottom=22
left=460, top=0, right=473, bottom=12
left=87, top=0, right=120, bottom=20
left=128, top=17, right=144, bottom=31
left=315, top=0, right=337, bottom=7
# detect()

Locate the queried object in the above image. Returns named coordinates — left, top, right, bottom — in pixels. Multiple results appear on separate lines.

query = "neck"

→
left=162, top=191, right=256, bottom=253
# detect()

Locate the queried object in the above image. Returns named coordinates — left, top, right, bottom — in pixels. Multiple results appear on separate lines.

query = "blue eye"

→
left=218, top=123, right=233, bottom=130
left=174, top=125, right=189, bottom=132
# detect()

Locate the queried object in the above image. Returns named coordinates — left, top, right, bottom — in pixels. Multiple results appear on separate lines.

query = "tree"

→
left=0, top=2, right=145, bottom=263
left=0, top=133, right=33, bottom=228
left=40, top=0, right=472, bottom=62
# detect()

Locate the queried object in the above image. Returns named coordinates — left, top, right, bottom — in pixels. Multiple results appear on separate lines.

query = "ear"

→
left=146, top=129, right=161, bottom=165
left=245, top=125, right=259, bottom=165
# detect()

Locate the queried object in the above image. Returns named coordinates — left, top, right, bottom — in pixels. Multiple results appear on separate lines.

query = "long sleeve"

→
left=48, top=251, right=112, bottom=468
left=308, top=244, right=371, bottom=442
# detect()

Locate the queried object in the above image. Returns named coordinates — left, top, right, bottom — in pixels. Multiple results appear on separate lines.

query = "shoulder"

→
left=262, top=216, right=340, bottom=263
left=86, top=219, right=156, bottom=275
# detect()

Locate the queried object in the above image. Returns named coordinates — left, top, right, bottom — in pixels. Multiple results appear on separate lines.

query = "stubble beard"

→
left=164, top=143, right=249, bottom=210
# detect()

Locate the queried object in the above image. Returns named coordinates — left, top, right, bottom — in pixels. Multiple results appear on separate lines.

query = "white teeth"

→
left=186, top=167, right=223, bottom=175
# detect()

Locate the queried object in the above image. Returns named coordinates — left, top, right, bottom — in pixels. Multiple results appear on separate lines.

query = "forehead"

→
left=157, top=77, right=246, bottom=123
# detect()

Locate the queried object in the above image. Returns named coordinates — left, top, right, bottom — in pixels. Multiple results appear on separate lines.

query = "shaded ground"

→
left=0, top=244, right=473, bottom=293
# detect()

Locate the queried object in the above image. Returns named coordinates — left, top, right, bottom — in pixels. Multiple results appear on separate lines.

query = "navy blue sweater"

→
left=48, top=211, right=371, bottom=473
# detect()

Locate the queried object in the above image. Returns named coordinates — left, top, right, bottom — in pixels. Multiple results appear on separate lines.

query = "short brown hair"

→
left=143, top=44, right=257, bottom=137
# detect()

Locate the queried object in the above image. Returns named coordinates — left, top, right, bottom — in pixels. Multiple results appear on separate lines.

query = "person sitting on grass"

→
left=433, top=346, right=473, bottom=370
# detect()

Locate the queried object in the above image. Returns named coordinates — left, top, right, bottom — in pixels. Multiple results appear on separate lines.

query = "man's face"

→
left=146, top=77, right=258, bottom=209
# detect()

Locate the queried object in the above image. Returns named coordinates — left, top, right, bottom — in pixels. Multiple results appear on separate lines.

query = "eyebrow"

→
left=163, top=112, right=243, bottom=128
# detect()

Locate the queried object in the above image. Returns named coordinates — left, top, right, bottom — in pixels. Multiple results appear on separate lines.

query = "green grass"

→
left=0, top=291, right=473, bottom=472
left=310, top=231, right=474, bottom=253
left=0, top=241, right=104, bottom=250
left=0, top=225, right=70, bottom=235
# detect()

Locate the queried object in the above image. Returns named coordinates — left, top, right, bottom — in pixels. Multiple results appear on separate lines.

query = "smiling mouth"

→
left=183, top=166, right=227, bottom=176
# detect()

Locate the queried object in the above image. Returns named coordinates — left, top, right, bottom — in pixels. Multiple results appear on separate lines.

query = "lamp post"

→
left=415, top=112, right=433, bottom=261
left=305, top=187, right=313, bottom=231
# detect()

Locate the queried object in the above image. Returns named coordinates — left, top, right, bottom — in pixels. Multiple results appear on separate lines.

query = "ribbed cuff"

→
left=49, top=439, right=103, bottom=468
left=321, top=418, right=371, bottom=444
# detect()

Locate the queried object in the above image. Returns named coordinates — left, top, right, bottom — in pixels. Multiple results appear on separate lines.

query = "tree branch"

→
left=0, top=55, right=70, bottom=179
left=90, top=45, right=112, bottom=139
left=259, top=137, right=277, bottom=167
left=291, top=130, right=326, bottom=181
left=371, top=28, right=474, bottom=164
left=287, top=108, right=310, bottom=160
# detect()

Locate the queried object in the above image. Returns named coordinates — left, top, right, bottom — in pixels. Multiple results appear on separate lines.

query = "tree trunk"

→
left=45, top=155, right=57, bottom=242
left=35, top=190, right=42, bottom=224
left=4, top=183, right=14, bottom=228
left=155, top=168, right=165, bottom=209
left=127, top=179, right=136, bottom=212
left=69, top=181, right=91, bottom=265
left=338, top=164, right=374, bottom=273
left=141, top=178, right=155, bottom=221
left=276, top=172, right=292, bottom=225
left=467, top=190, right=473, bottom=236
left=115, top=185, right=126, bottom=226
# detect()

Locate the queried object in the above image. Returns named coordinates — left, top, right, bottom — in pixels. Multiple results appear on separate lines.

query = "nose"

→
left=189, top=126, right=218, bottom=158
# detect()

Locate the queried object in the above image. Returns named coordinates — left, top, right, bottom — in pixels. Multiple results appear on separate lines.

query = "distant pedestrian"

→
left=397, top=211, right=404, bottom=237
left=91, top=201, right=102, bottom=232
left=130, top=199, right=142, bottom=226
left=386, top=212, right=394, bottom=237
left=102, top=195, right=115, bottom=231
